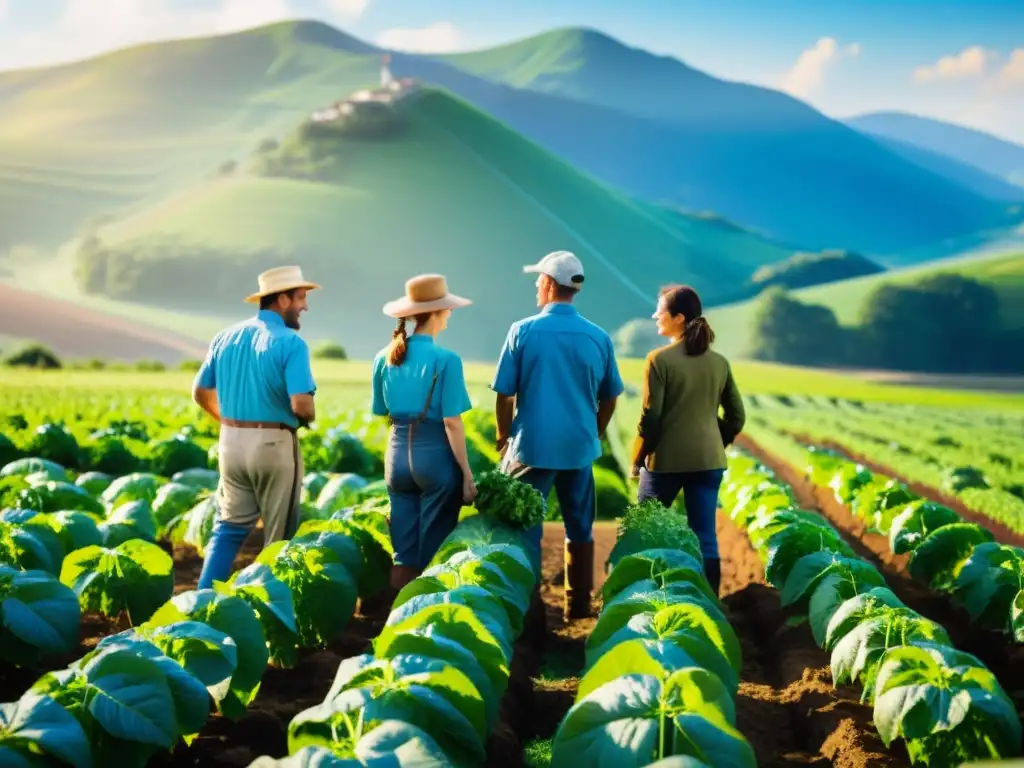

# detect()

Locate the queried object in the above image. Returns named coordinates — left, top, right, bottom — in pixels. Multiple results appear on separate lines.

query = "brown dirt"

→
left=740, top=435, right=1024, bottom=728
left=797, top=434, right=1024, bottom=550
left=0, top=283, right=208, bottom=364
left=718, top=508, right=907, bottom=767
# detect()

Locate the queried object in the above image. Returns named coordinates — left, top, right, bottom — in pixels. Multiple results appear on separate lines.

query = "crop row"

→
left=802, top=445, right=1024, bottom=645
left=0, top=450, right=396, bottom=766
left=745, top=396, right=1024, bottom=533
left=547, top=500, right=756, bottom=767
left=721, top=447, right=1022, bottom=766
left=248, top=511, right=540, bottom=766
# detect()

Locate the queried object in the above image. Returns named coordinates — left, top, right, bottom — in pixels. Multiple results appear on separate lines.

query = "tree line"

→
left=750, top=273, right=1023, bottom=374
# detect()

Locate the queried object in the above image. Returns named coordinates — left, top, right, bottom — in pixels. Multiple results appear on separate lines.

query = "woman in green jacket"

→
left=631, top=284, right=746, bottom=594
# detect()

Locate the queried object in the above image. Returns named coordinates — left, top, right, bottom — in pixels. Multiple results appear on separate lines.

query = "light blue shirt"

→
left=492, top=303, right=625, bottom=470
left=371, top=335, right=472, bottom=422
left=194, top=310, right=316, bottom=428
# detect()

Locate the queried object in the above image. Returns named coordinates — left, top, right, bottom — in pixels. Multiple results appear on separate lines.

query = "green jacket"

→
left=631, top=342, right=745, bottom=473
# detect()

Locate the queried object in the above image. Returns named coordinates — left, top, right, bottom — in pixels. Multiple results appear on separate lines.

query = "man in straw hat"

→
left=193, top=266, right=320, bottom=589
left=491, top=250, right=625, bottom=620
left=371, top=273, right=477, bottom=597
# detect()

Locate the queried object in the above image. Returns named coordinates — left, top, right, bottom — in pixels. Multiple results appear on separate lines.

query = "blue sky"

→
left=1, top=0, right=1022, bottom=141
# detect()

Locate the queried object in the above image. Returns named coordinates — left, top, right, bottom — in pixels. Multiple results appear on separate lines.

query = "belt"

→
left=221, top=418, right=296, bottom=433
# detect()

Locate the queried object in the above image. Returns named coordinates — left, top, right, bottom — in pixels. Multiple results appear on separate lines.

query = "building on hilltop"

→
left=310, top=55, right=422, bottom=123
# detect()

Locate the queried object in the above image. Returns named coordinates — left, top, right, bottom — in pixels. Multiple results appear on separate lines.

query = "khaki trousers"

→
left=217, top=425, right=303, bottom=544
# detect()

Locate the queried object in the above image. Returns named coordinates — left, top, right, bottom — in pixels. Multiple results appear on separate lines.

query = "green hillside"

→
left=704, top=249, right=1024, bottom=359
left=71, top=88, right=796, bottom=360
left=0, top=21, right=383, bottom=249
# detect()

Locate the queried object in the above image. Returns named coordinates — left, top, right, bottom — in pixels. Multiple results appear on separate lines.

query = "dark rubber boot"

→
left=564, top=540, right=595, bottom=621
left=704, top=557, right=722, bottom=597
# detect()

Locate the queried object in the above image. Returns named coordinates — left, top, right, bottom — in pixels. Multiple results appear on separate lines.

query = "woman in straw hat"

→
left=370, top=274, right=478, bottom=593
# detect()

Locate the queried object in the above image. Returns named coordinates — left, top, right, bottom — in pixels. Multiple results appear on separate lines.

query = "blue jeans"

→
left=636, top=468, right=724, bottom=560
left=386, top=419, right=463, bottom=569
left=509, top=464, right=595, bottom=552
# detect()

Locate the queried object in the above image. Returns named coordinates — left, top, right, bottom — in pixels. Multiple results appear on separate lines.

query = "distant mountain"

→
left=847, top=112, right=1024, bottom=187
left=73, top=88, right=796, bottom=360
left=431, top=28, right=1019, bottom=256
left=0, top=20, right=1017, bottom=262
left=865, top=135, right=1024, bottom=202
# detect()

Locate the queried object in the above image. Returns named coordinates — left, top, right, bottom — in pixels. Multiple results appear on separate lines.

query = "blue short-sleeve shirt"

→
left=492, top=303, right=624, bottom=470
left=371, top=335, right=472, bottom=422
left=194, top=310, right=316, bottom=428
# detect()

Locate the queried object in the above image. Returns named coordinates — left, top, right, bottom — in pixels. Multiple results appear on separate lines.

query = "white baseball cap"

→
left=523, top=250, right=585, bottom=289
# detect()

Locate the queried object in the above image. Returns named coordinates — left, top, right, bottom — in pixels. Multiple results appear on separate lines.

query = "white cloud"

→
left=1000, top=48, right=1024, bottom=85
left=327, top=0, right=369, bottom=19
left=0, top=0, right=8, bottom=23
left=778, top=37, right=861, bottom=99
left=0, top=0, right=296, bottom=71
left=376, top=21, right=461, bottom=53
left=912, top=45, right=995, bottom=83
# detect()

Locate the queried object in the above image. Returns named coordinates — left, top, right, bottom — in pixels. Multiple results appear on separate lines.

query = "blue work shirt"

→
left=371, top=335, right=472, bottom=422
left=194, top=310, right=316, bottom=428
left=492, top=303, right=625, bottom=470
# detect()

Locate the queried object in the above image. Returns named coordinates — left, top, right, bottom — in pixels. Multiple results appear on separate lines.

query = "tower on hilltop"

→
left=380, top=53, right=393, bottom=87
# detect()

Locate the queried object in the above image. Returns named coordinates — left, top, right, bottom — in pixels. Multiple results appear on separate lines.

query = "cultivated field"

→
left=1, top=361, right=1022, bottom=766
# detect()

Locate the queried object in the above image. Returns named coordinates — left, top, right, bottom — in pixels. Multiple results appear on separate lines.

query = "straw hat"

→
left=244, top=266, right=321, bottom=304
left=382, top=274, right=472, bottom=318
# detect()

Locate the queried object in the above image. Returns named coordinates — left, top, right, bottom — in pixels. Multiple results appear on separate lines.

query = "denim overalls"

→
left=385, top=362, right=464, bottom=569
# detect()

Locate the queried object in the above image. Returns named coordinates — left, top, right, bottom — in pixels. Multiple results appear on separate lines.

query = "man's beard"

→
left=283, top=309, right=301, bottom=329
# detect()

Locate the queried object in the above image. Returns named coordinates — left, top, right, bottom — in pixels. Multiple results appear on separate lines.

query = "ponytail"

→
left=387, top=318, right=408, bottom=365
left=684, top=316, right=714, bottom=356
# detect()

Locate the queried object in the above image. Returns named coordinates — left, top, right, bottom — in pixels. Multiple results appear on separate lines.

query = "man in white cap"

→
left=491, top=250, right=624, bottom=620
left=193, top=266, right=320, bottom=589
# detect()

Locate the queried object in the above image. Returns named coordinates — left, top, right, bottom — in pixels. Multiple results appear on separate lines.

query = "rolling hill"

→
left=847, top=112, right=1024, bottom=188
left=68, top=87, right=798, bottom=361
left=703, top=249, right=1024, bottom=359
left=0, top=20, right=1018, bottom=262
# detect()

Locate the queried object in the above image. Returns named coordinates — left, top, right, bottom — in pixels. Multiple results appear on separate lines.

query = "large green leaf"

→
left=577, top=638, right=737, bottom=703
left=550, top=671, right=756, bottom=767
left=763, top=522, right=853, bottom=589
left=873, top=642, right=1022, bottom=763
left=31, top=647, right=181, bottom=768
left=223, top=562, right=299, bottom=668
left=746, top=509, right=831, bottom=553
left=589, top=584, right=726, bottom=654
left=0, top=521, right=63, bottom=575
left=951, top=542, right=1024, bottom=634
left=372, top=626, right=500, bottom=730
left=87, top=636, right=211, bottom=739
left=145, top=589, right=268, bottom=719
left=809, top=569, right=897, bottom=647
left=59, top=539, right=173, bottom=624
left=24, top=511, right=103, bottom=559
left=373, top=603, right=510, bottom=698
left=266, top=540, right=359, bottom=651
left=829, top=608, right=951, bottom=702
left=289, top=682, right=485, bottom=766
left=585, top=604, right=741, bottom=687
left=823, top=587, right=910, bottom=651
left=294, top=517, right=391, bottom=599
left=780, top=552, right=885, bottom=610
left=0, top=693, right=92, bottom=768
left=887, top=501, right=960, bottom=556
left=395, top=556, right=529, bottom=637
left=323, top=653, right=487, bottom=747
left=0, top=566, right=81, bottom=665
left=98, top=500, right=157, bottom=548
left=907, top=523, right=995, bottom=592
left=428, top=515, right=538, bottom=577
left=601, top=549, right=710, bottom=604
left=251, top=720, right=451, bottom=765
left=382, top=586, right=513, bottom=658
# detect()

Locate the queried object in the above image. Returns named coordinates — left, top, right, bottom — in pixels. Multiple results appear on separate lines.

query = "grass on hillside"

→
left=53, top=88, right=793, bottom=361
left=705, top=249, right=1024, bottom=359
